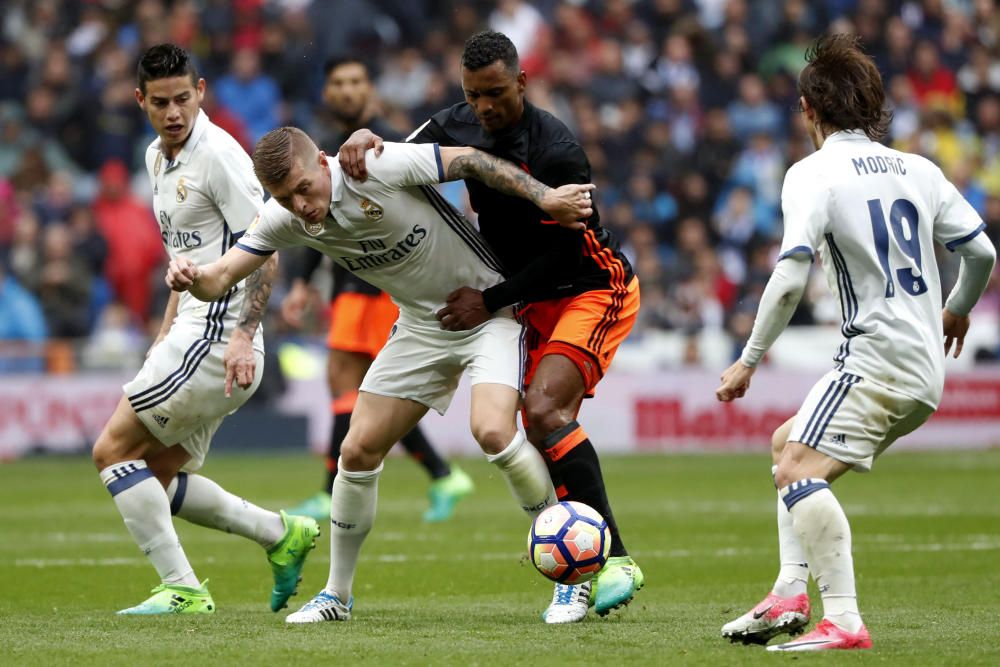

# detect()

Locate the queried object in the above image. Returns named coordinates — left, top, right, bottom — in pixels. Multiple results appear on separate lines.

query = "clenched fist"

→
left=165, top=256, right=201, bottom=291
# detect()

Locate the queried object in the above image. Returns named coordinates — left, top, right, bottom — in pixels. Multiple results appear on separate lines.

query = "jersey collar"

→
left=325, top=156, right=344, bottom=215
left=822, top=129, right=871, bottom=147
left=167, top=110, right=211, bottom=167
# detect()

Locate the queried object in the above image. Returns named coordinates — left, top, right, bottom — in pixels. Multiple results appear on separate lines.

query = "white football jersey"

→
left=144, top=110, right=265, bottom=346
left=779, top=130, right=985, bottom=408
left=237, top=143, right=508, bottom=326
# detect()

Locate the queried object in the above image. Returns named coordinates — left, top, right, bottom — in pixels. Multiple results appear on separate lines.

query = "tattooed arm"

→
left=438, top=147, right=593, bottom=229
left=222, top=252, right=279, bottom=396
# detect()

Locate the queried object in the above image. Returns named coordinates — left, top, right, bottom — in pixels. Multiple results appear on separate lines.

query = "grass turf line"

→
left=1, top=450, right=998, bottom=665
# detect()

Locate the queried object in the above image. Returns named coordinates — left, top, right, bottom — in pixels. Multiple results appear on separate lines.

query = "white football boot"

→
left=285, top=591, right=352, bottom=623
left=542, top=581, right=591, bottom=624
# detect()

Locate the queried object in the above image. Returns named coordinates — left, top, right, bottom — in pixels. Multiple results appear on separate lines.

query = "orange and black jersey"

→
left=298, top=117, right=402, bottom=299
left=408, top=101, right=634, bottom=313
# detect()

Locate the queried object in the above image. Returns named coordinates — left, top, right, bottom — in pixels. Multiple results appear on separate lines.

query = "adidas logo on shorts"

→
left=152, top=414, right=170, bottom=428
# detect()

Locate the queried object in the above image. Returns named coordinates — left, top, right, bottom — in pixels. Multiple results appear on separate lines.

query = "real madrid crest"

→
left=359, top=198, right=384, bottom=221
left=176, top=177, right=188, bottom=203
left=154, top=152, right=163, bottom=177
left=304, top=218, right=324, bottom=236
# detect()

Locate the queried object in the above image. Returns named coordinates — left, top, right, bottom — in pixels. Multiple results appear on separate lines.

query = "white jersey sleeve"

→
left=206, top=146, right=263, bottom=235
left=235, top=199, right=296, bottom=255
left=930, top=166, right=986, bottom=251
left=778, top=162, right=831, bottom=261
left=366, top=142, right=444, bottom=190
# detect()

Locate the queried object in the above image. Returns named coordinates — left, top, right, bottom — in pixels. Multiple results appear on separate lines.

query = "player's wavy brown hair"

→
left=252, top=127, right=317, bottom=186
left=798, top=34, right=892, bottom=141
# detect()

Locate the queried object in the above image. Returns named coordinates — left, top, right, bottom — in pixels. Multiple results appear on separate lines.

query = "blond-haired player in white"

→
left=716, top=35, right=996, bottom=651
left=92, top=44, right=321, bottom=616
left=165, top=125, right=595, bottom=623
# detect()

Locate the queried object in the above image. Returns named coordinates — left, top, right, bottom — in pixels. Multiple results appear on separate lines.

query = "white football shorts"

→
left=123, top=319, right=264, bottom=471
left=788, top=369, right=935, bottom=472
left=361, top=314, right=525, bottom=414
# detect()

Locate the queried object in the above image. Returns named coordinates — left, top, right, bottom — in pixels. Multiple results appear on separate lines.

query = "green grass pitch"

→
left=2, top=450, right=999, bottom=665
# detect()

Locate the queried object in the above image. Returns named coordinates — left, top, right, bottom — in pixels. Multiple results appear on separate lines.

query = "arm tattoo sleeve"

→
left=447, top=151, right=550, bottom=206
left=236, top=253, right=278, bottom=336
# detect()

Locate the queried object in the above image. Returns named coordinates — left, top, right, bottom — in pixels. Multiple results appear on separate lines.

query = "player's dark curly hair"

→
left=798, top=34, right=891, bottom=141
left=137, top=43, right=198, bottom=94
left=461, top=30, right=519, bottom=73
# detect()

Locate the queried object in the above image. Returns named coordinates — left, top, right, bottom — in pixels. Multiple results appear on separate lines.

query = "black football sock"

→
left=323, top=393, right=356, bottom=494
left=400, top=425, right=451, bottom=480
left=541, top=420, right=628, bottom=558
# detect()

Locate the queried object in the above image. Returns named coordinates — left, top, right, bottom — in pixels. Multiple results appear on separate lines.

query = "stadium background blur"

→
left=0, top=0, right=999, bottom=436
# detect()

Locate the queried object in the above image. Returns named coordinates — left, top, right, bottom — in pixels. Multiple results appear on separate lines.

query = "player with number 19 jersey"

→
left=778, top=129, right=985, bottom=409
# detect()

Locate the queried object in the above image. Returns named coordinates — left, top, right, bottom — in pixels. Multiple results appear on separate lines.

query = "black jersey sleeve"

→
left=482, top=228, right=583, bottom=312
left=481, top=142, right=591, bottom=312
left=296, top=247, right=324, bottom=282
left=407, top=117, right=451, bottom=145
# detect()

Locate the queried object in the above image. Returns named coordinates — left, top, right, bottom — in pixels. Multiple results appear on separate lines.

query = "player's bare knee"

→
left=523, top=396, right=571, bottom=446
left=339, top=437, right=382, bottom=472
left=471, top=421, right=515, bottom=455
left=92, top=432, right=141, bottom=471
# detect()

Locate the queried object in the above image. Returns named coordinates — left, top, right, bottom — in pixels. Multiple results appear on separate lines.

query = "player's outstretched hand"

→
left=281, top=279, right=310, bottom=328
left=942, top=308, right=970, bottom=359
left=165, top=256, right=200, bottom=291
left=716, top=360, right=755, bottom=402
left=541, top=184, right=595, bottom=231
left=223, top=329, right=256, bottom=397
left=437, top=286, right=490, bottom=331
left=339, top=129, right=384, bottom=181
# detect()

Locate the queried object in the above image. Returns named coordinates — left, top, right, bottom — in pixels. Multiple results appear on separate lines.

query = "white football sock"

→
left=486, top=432, right=556, bottom=518
left=166, top=473, right=284, bottom=549
left=786, top=485, right=863, bottom=633
left=771, top=466, right=809, bottom=598
left=100, top=460, right=198, bottom=587
left=325, top=464, right=382, bottom=601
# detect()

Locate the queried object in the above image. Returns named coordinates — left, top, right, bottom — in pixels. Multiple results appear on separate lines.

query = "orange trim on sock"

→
left=555, top=484, right=569, bottom=500
left=545, top=426, right=588, bottom=462
left=331, top=390, right=359, bottom=415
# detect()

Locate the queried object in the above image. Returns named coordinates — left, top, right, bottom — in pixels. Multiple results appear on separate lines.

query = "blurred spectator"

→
left=0, top=258, right=47, bottom=372
left=489, top=0, right=546, bottom=60
left=214, top=47, right=281, bottom=144
left=730, top=133, right=785, bottom=210
left=0, top=0, right=997, bottom=370
left=91, top=160, right=163, bottom=325
left=907, top=39, right=962, bottom=114
left=727, top=74, right=783, bottom=141
left=0, top=178, right=19, bottom=246
left=35, top=223, right=92, bottom=338
left=376, top=47, right=435, bottom=111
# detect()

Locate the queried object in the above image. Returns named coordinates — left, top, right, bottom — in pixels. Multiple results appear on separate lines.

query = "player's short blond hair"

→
left=252, top=127, right=318, bottom=186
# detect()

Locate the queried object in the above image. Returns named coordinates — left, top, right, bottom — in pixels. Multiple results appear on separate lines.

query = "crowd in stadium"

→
left=1, top=0, right=999, bottom=373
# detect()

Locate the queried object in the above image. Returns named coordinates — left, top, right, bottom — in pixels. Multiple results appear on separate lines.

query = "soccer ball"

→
left=528, top=501, right=611, bottom=584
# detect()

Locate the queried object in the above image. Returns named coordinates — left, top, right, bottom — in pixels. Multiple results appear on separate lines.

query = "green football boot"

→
left=593, top=556, right=645, bottom=616
left=267, top=510, right=321, bottom=611
left=285, top=491, right=331, bottom=523
left=117, top=580, right=215, bottom=615
left=423, top=465, right=475, bottom=523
